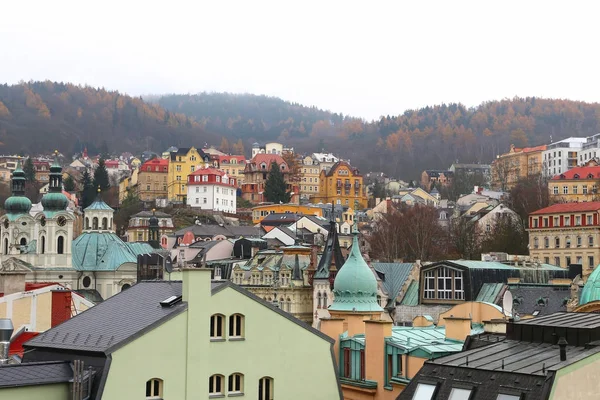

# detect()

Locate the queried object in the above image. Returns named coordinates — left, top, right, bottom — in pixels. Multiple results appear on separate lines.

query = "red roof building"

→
left=548, top=164, right=600, bottom=203
left=138, top=158, right=169, bottom=202
left=187, top=168, right=237, bottom=213
left=528, top=201, right=600, bottom=275
left=242, top=154, right=299, bottom=204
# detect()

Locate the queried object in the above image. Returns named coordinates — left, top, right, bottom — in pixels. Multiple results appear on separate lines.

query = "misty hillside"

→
left=2, top=82, right=600, bottom=179
left=0, top=81, right=216, bottom=156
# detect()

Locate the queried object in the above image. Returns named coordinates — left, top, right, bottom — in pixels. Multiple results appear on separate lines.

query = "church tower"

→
left=148, top=209, right=160, bottom=248
left=83, top=189, right=115, bottom=232
left=1, top=161, right=33, bottom=255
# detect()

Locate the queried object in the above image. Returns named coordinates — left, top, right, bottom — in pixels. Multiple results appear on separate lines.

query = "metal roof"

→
left=515, top=312, right=600, bottom=329
left=0, top=361, right=73, bottom=388
left=72, top=232, right=155, bottom=271
left=400, top=281, right=419, bottom=306
left=386, top=325, right=481, bottom=356
left=372, top=262, right=414, bottom=305
left=475, top=283, right=505, bottom=303
left=84, top=197, right=114, bottom=212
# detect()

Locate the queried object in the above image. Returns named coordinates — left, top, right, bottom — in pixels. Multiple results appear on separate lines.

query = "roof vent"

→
left=160, top=295, right=182, bottom=308
left=0, top=319, right=14, bottom=365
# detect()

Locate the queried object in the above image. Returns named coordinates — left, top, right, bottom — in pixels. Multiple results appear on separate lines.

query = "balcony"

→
left=336, top=181, right=342, bottom=188
left=354, top=183, right=361, bottom=189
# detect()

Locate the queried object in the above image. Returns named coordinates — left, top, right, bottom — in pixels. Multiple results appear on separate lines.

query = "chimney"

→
left=365, top=320, right=393, bottom=384
left=444, top=316, right=472, bottom=341
left=51, top=290, right=73, bottom=327
left=320, top=317, right=345, bottom=365
left=0, top=319, right=13, bottom=365
left=558, top=337, right=568, bottom=361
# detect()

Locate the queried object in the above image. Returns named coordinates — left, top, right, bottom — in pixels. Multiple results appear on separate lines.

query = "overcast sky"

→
left=2, top=0, right=599, bottom=120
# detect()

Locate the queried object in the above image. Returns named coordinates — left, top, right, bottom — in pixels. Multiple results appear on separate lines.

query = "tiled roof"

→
left=372, top=262, right=414, bottom=306
left=26, top=281, right=186, bottom=353
left=400, top=280, right=419, bottom=306
left=140, top=158, right=168, bottom=169
left=250, top=154, right=286, bottom=167
left=530, top=201, right=600, bottom=215
left=0, top=361, right=73, bottom=388
left=189, top=167, right=226, bottom=176
left=509, top=284, right=570, bottom=316
left=550, top=165, right=600, bottom=180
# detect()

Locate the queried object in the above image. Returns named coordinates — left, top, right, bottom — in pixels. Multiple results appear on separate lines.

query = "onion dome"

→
left=41, top=151, right=68, bottom=212
left=579, top=263, right=600, bottom=306
left=329, top=225, right=383, bottom=313
left=4, top=161, right=32, bottom=215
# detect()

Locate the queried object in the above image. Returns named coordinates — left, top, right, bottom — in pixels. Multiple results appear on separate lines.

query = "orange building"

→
left=211, top=154, right=246, bottom=187
left=137, top=158, right=169, bottom=202
left=251, top=203, right=323, bottom=224
left=311, top=161, right=368, bottom=209
left=241, top=154, right=299, bottom=204
left=491, top=144, right=546, bottom=190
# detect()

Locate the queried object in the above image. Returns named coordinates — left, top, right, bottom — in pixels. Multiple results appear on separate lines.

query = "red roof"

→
left=551, top=166, right=600, bottom=180
left=25, top=282, right=59, bottom=291
left=522, top=145, right=546, bottom=153
left=530, top=202, right=600, bottom=215
left=189, top=167, right=226, bottom=177
left=251, top=154, right=286, bottom=167
left=9, top=331, right=39, bottom=357
left=217, top=155, right=245, bottom=164
left=141, top=158, right=169, bottom=169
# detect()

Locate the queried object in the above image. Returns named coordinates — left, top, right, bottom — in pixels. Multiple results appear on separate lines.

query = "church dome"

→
left=329, top=232, right=383, bottom=313
left=4, top=195, right=32, bottom=215
left=41, top=192, right=68, bottom=212
left=579, top=264, right=600, bottom=305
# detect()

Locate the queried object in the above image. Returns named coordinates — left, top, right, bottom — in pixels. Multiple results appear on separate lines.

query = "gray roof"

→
left=509, top=284, right=570, bottom=317
left=174, top=224, right=262, bottom=238
left=132, top=210, right=171, bottom=218
left=25, top=281, right=187, bottom=353
left=0, top=361, right=72, bottom=388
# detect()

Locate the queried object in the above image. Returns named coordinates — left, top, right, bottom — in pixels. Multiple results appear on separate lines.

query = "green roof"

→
left=449, top=260, right=564, bottom=271
left=580, top=264, right=600, bottom=305
left=372, top=262, right=414, bottom=307
left=72, top=232, right=155, bottom=271
left=84, top=198, right=114, bottom=212
left=385, top=325, right=484, bottom=357
left=475, top=283, right=505, bottom=303
left=400, top=281, right=419, bottom=306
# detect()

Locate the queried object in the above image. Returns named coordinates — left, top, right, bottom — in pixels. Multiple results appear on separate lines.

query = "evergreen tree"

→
left=23, top=157, right=36, bottom=182
left=264, top=162, right=291, bottom=203
left=63, top=175, right=76, bottom=192
left=81, top=169, right=96, bottom=208
left=93, top=159, right=110, bottom=191
left=99, top=140, right=110, bottom=159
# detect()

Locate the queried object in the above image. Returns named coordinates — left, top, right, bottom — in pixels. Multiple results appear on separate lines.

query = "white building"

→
left=542, top=137, right=587, bottom=177
left=312, top=152, right=339, bottom=172
left=186, top=167, right=237, bottom=213
left=251, top=142, right=293, bottom=158
left=579, top=133, right=600, bottom=165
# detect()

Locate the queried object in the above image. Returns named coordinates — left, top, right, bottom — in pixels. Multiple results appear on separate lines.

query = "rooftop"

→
left=530, top=201, right=600, bottom=215
left=550, top=165, right=600, bottom=180
left=0, top=361, right=73, bottom=388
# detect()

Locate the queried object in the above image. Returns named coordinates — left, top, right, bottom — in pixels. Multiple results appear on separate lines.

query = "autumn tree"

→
left=93, top=159, right=110, bottom=192
left=264, top=162, right=291, bottom=204
left=23, top=158, right=36, bottom=182
left=480, top=213, right=528, bottom=255
left=231, top=139, right=245, bottom=156
left=448, top=217, right=481, bottom=260
left=508, top=174, right=549, bottom=226
left=219, top=137, right=231, bottom=154
left=281, top=151, right=301, bottom=184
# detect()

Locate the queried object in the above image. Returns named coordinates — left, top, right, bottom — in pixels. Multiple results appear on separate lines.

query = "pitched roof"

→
left=140, top=158, right=168, bottom=169
left=400, top=280, right=419, bottom=305
left=551, top=165, right=600, bottom=180
left=509, top=284, right=570, bottom=316
left=530, top=201, right=600, bottom=215
left=0, top=361, right=73, bottom=388
left=325, top=161, right=361, bottom=177
left=189, top=167, right=226, bottom=177
left=475, top=283, right=505, bottom=303
left=372, top=262, right=414, bottom=306
left=250, top=154, right=286, bottom=167
left=25, top=281, right=187, bottom=353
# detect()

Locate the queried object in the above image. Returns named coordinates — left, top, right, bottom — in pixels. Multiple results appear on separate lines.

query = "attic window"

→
left=160, top=295, right=182, bottom=307
left=574, top=174, right=580, bottom=179
left=559, top=174, right=566, bottom=179
left=588, top=173, right=595, bottom=179
left=536, top=297, right=548, bottom=307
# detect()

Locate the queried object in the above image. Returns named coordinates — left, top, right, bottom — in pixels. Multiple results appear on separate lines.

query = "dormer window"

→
left=574, top=174, right=580, bottom=179
left=559, top=174, right=566, bottom=179
left=589, top=173, right=595, bottom=179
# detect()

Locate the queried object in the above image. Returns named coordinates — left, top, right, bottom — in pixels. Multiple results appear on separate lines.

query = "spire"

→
left=48, top=150, right=63, bottom=193
left=11, top=160, right=25, bottom=196
left=4, top=160, right=32, bottom=216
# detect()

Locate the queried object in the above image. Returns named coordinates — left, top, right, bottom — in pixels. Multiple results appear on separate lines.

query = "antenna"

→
left=164, top=255, right=173, bottom=281
left=502, top=290, right=513, bottom=318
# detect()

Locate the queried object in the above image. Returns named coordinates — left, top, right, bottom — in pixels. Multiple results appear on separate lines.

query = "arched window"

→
left=102, top=217, right=108, bottom=230
left=20, top=238, right=27, bottom=246
left=228, top=373, right=244, bottom=395
left=258, top=377, right=274, bottom=400
left=57, top=236, right=64, bottom=254
left=544, top=237, right=549, bottom=248
left=85, top=217, right=90, bottom=229
left=228, top=314, right=244, bottom=338
left=121, top=283, right=131, bottom=291
left=3, top=238, right=7, bottom=255
left=323, top=293, right=328, bottom=309
left=145, top=378, right=163, bottom=399
left=92, top=217, right=98, bottom=230
left=317, top=292, right=322, bottom=309
left=209, top=374, right=224, bottom=396
left=533, top=237, right=539, bottom=249
left=210, top=314, right=225, bottom=339
left=41, top=236, right=45, bottom=254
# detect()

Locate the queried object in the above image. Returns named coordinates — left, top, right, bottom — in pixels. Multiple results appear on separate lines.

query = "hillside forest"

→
left=2, top=81, right=600, bottom=179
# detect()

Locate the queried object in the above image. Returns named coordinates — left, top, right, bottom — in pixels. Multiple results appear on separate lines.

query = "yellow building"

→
left=491, top=144, right=546, bottom=190
left=548, top=164, right=600, bottom=203
left=251, top=203, right=323, bottom=224
left=118, top=168, right=139, bottom=204
left=299, top=155, right=320, bottom=201
left=212, top=155, right=246, bottom=187
left=167, top=147, right=210, bottom=203
left=138, top=158, right=169, bottom=202
left=311, top=161, right=368, bottom=209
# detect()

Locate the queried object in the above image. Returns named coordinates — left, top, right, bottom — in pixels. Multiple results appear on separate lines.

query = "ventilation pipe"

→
left=558, top=337, right=568, bottom=361
left=0, top=319, right=14, bottom=365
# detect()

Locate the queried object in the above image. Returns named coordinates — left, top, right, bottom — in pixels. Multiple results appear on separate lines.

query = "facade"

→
left=448, top=163, right=491, bottom=186
left=528, top=202, right=600, bottom=275
left=241, top=154, right=299, bottom=204
left=299, top=155, right=321, bottom=200
left=18, top=270, right=342, bottom=399
left=548, top=164, right=600, bottom=203
left=491, top=144, right=546, bottom=190
left=311, top=161, right=368, bottom=209
left=211, top=155, right=246, bottom=186
left=251, top=203, right=323, bottom=224
left=166, top=147, right=210, bottom=203
left=137, top=158, right=168, bottom=202
left=420, top=170, right=453, bottom=191
left=127, top=210, right=174, bottom=242
left=32, top=160, right=50, bottom=182
left=542, top=136, right=587, bottom=177
left=251, top=141, right=291, bottom=158
left=312, top=152, right=339, bottom=172
left=187, top=168, right=237, bottom=213
left=579, top=132, right=600, bottom=164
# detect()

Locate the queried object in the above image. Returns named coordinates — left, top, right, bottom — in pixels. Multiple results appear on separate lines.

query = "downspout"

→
left=93, top=271, right=97, bottom=290
left=77, top=271, right=83, bottom=290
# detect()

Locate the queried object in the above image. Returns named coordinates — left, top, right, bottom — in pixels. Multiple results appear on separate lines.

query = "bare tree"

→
left=448, top=217, right=481, bottom=260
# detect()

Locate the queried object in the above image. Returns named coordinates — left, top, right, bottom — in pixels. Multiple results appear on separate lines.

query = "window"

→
left=573, top=185, right=578, bottom=195
left=210, top=314, right=225, bottom=339
left=258, top=377, right=274, bottom=400
left=554, top=217, right=559, bottom=226
left=229, top=314, right=244, bottom=338
left=57, top=236, right=64, bottom=254
left=565, top=216, right=570, bottom=226
left=589, top=256, right=595, bottom=268
left=588, top=215, right=594, bottom=225
left=544, top=237, right=549, bottom=248
left=584, top=185, right=589, bottom=194
left=576, top=216, right=582, bottom=226
left=544, top=257, right=549, bottom=264
left=533, top=237, right=539, bottom=249
left=590, top=236, right=594, bottom=247
left=449, top=388, right=472, bottom=400
left=555, top=256, right=561, bottom=267
left=555, top=237, right=560, bottom=248
left=553, top=186, right=558, bottom=195
left=497, top=394, right=521, bottom=400
left=146, top=378, right=163, bottom=399
left=424, top=270, right=435, bottom=299
left=412, top=383, right=437, bottom=400
left=577, top=236, right=582, bottom=247
left=228, top=373, right=244, bottom=394
left=566, top=256, right=571, bottom=266
left=566, top=237, right=571, bottom=248
left=209, top=374, right=224, bottom=396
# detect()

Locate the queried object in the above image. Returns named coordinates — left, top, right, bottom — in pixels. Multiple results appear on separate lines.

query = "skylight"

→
left=449, top=388, right=472, bottom=400
left=412, top=383, right=436, bottom=400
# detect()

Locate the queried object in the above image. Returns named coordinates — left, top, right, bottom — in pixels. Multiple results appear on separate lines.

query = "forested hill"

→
left=2, top=81, right=600, bottom=180
left=0, top=81, right=216, bottom=156
left=155, top=93, right=600, bottom=178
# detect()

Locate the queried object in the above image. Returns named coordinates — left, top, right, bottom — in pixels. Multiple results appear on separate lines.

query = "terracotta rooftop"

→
left=530, top=201, right=600, bottom=215
left=551, top=165, right=600, bottom=180
left=189, top=167, right=226, bottom=176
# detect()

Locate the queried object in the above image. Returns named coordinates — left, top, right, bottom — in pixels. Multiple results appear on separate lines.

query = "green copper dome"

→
left=329, top=233, right=383, bottom=313
left=41, top=192, right=68, bottom=212
left=4, top=160, right=31, bottom=216
left=41, top=152, right=68, bottom=212
left=579, top=264, right=600, bottom=305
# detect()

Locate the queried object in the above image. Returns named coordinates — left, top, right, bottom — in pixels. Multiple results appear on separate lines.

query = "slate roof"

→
left=260, top=213, right=301, bottom=226
left=0, top=361, right=73, bottom=388
left=72, top=232, right=155, bottom=271
left=400, top=280, right=419, bottom=306
left=372, top=262, right=414, bottom=307
left=25, top=281, right=187, bottom=353
left=509, top=284, right=570, bottom=316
